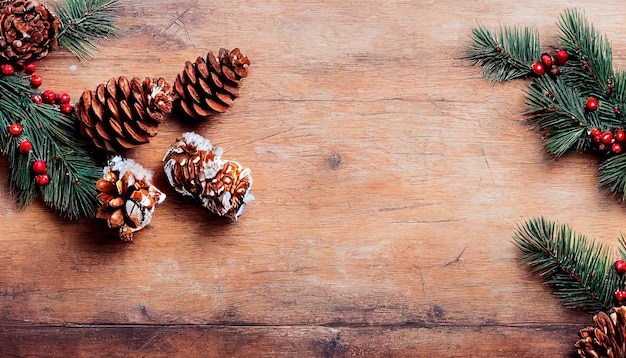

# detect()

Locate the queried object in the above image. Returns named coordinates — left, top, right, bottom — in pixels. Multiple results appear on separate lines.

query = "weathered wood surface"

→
left=2, top=0, right=626, bottom=356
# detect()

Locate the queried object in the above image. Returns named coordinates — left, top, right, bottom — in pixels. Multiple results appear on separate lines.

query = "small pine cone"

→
left=173, top=48, right=250, bottom=121
left=96, top=156, right=166, bottom=241
left=162, top=132, right=254, bottom=219
left=576, top=307, right=626, bottom=358
left=76, top=76, right=173, bottom=153
left=0, top=0, right=60, bottom=64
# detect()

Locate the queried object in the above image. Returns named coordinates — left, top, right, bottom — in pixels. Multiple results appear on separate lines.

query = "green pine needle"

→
left=53, top=0, right=120, bottom=62
left=512, top=217, right=621, bottom=312
left=599, top=154, right=626, bottom=201
left=0, top=74, right=104, bottom=219
left=464, top=25, right=540, bottom=82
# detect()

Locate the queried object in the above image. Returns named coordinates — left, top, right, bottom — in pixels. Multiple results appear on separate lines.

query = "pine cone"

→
left=96, top=156, right=166, bottom=241
left=76, top=76, right=173, bottom=153
left=576, top=307, right=626, bottom=358
left=173, top=48, right=250, bottom=121
left=0, top=0, right=60, bottom=64
left=162, top=132, right=254, bottom=219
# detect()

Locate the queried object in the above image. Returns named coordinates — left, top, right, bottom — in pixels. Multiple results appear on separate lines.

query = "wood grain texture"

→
left=2, top=0, right=626, bottom=356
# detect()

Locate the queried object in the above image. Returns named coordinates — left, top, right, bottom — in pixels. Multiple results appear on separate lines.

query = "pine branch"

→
left=512, top=217, right=621, bottom=312
left=598, top=154, right=626, bottom=201
left=0, top=74, right=103, bottom=218
left=53, top=0, right=120, bottom=62
left=464, top=25, right=540, bottom=82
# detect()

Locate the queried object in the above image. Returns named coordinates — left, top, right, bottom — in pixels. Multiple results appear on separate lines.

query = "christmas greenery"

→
left=0, top=74, right=103, bottom=218
left=53, top=0, right=120, bottom=62
left=465, top=9, right=626, bottom=200
left=512, top=217, right=624, bottom=312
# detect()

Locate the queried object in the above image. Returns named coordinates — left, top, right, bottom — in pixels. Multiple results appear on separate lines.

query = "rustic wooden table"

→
left=3, top=0, right=626, bottom=356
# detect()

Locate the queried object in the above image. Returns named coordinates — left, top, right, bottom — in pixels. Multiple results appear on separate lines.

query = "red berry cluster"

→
left=532, top=49, right=569, bottom=76
left=7, top=122, right=48, bottom=186
left=590, top=127, right=626, bottom=153
left=615, top=260, right=626, bottom=303
left=36, top=89, right=72, bottom=114
left=32, top=159, right=49, bottom=186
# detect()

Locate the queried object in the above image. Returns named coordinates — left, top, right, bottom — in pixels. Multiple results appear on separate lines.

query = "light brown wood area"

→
left=5, top=0, right=626, bottom=356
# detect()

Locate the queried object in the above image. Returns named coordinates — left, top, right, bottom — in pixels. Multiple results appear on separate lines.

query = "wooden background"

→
left=3, top=0, right=626, bottom=356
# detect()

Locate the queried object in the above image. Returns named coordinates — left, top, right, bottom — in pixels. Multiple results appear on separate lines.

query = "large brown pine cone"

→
left=96, top=156, right=166, bottom=241
left=0, top=0, right=60, bottom=64
left=76, top=76, right=173, bottom=153
left=576, top=307, right=626, bottom=358
left=162, top=132, right=254, bottom=219
left=173, top=48, right=250, bottom=121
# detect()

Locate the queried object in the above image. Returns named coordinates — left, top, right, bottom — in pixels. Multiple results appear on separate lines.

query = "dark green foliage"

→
left=513, top=217, right=622, bottom=312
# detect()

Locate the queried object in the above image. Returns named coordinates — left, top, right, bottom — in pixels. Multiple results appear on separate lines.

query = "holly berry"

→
left=8, top=123, right=22, bottom=135
left=586, top=97, right=599, bottom=111
left=24, top=63, right=35, bottom=74
left=58, top=93, right=70, bottom=104
left=35, top=174, right=49, bottom=186
left=616, top=129, right=626, bottom=142
left=612, top=143, right=622, bottom=154
left=19, top=139, right=32, bottom=153
left=32, top=159, right=47, bottom=174
left=42, top=90, right=56, bottom=104
left=30, top=74, right=42, bottom=88
left=617, top=290, right=626, bottom=302
left=616, top=259, right=626, bottom=275
left=601, top=131, right=614, bottom=144
left=60, top=103, right=73, bottom=114
left=541, top=53, right=553, bottom=67
left=31, top=94, right=42, bottom=104
left=1, top=64, right=14, bottom=75
left=590, top=128, right=601, bottom=138
left=532, top=62, right=545, bottom=76
left=556, top=49, right=569, bottom=66
left=495, top=45, right=501, bottom=52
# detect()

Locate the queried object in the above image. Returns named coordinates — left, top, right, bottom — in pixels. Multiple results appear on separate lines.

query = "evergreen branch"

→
left=598, top=154, right=626, bottom=201
left=0, top=74, right=103, bottom=218
left=53, top=0, right=120, bottom=62
left=557, top=8, right=613, bottom=91
left=512, top=217, right=621, bottom=312
left=464, top=25, right=540, bottom=82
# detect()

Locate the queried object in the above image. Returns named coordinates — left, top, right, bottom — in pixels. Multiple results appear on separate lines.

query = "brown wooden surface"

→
left=3, top=1, right=626, bottom=357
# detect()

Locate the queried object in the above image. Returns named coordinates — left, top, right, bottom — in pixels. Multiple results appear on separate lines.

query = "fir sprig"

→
left=463, top=25, right=540, bottom=82
left=512, top=217, right=622, bottom=312
left=53, top=0, right=120, bottom=62
left=0, top=74, right=103, bottom=218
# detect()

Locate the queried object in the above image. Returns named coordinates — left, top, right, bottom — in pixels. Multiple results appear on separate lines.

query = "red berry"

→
left=8, top=123, right=22, bottom=135
left=19, top=139, right=32, bottom=153
left=532, top=62, right=545, bottom=76
left=35, top=174, right=49, bottom=186
left=590, top=128, right=601, bottom=137
left=495, top=45, right=501, bottom=52
left=602, top=131, right=614, bottom=144
left=32, top=159, right=46, bottom=174
left=1, top=64, right=14, bottom=75
left=617, top=129, right=626, bottom=142
left=586, top=97, right=599, bottom=111
left=556, top=49, right=569, bottom=66
left=24, top=63, right=35, bottom=74
left=42, top=90, right=56, bottom=104
left=58, top=93, right=70, bottom=104
left=30, top=74, right=42, bottom=88
left=593, top=134, right=602, bottom=143
left=541, top=53, right=553, bottom=67
left=60, top=103, right=73, bottom=114
left=616, top=260, right=626, bottom=274
left=616, top=107, right=621, bottom=114
left=613, top=143, right=622, bottom=154
left=31, top=94, right=42, bottom=104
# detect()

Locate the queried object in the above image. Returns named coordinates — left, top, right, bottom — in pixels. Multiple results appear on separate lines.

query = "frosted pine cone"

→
left=162, top=132, right=253, bottom=219
left=96, top=156, right=166, bottom=241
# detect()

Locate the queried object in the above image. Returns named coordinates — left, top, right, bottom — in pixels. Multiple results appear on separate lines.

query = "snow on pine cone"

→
left=96, top=156, right=166, bottom=241
left=575, top=307, right=626, bottom=358
left=0, top=0, right=60, bottom=64
left=172, top=48, right=250, bottom=121
left=76, top=76, right=173, bottom=153
left=162, top=132, right=254, bottom=219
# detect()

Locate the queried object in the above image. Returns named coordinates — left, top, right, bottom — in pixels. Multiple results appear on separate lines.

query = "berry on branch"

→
left=8, top=123, right=22, bottom=135
left=532, top=61, right=545, bottom=76
left=556, top=49, right=568, bottom=65
left=615, top=259, right=626, bottom=274
left=586, top=97, right=599, bottom=111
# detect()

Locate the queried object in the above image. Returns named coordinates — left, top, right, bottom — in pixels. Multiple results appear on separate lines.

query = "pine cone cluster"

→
left=96, top=156, right=166, bottom=241
left=576, top=307, right=626, bottom=358
left=173, top=48, right=250, bottom=121
left=76, top=76, right=173, bottom=153
left=0, top=0, right=60, bottom=64
left=162, top=132, right=254, bottom=219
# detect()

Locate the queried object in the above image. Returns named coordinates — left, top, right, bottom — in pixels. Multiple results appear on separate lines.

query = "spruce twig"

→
left=53, top=0, right=120, bottom=62
left=512, top=217, right=621, bottom=312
